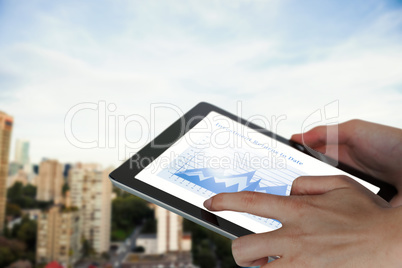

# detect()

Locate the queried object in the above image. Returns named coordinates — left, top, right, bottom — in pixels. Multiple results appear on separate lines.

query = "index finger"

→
left=203, top=191, right=293, bottom=220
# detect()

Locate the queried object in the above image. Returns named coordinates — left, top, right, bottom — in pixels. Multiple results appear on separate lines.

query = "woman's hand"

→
left=204, top=176, right=402, bottom=267
left=291, top=119, right=402, bottom=206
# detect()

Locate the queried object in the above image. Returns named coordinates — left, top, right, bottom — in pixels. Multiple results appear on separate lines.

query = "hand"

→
left=204, top=176, right=402, bottom=267
left=291, top=120, right=402, bottom=206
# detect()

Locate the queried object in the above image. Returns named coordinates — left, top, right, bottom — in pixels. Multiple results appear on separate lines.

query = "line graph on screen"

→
left=174, top=168, right=288, bottom=196
left=157, top=142, right=306, bottom=200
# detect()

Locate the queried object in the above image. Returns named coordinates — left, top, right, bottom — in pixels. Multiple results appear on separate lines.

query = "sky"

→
left=0, top=0, right=401, bottom=167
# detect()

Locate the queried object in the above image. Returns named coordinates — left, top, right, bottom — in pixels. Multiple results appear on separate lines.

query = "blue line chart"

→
left=174, top=168, right=288, bottom=196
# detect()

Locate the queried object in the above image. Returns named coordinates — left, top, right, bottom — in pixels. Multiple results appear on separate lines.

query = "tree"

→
left=221, top=255, right=238, bottom=268
left=197, top=247, right=217, bottom=268
left=0, top=236, right=26, bottom=267
left=7, top=183, right=38, bottom=209
left=101, top=251, right=110, bottom=260
left=0, top=247, right=17, bottom=268
left=62, top=182, right=69, bottom=196
left=141, top=218, right=156, bottom=234
left=7, top=182, right=24, bottom=199
left=111, top=195, right=153, bottom=240
left=82, top=238, right=95, bottom=257
left=6, top=203, right=22, bottom=218
left=16, top=216, right=37, bottom=251
left=6, top=216, right=37, bottom=265
left=22, top=184, right=36, bottom=198
left=183, top=219, right=238, bottom=268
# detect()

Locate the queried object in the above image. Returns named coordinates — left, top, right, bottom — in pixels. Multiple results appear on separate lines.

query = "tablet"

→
left=109, top=102, right=396, bottom=239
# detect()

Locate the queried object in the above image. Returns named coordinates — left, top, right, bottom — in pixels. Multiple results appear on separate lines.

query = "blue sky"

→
left=0, top=0, right=401, bottom=166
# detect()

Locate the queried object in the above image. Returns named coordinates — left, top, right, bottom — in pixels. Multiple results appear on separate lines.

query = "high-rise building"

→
left=137, top=206, right=192, bottom=255
left=124, top=206, right=193, bottom=267
left=35, top=160, right=64, bottom=202
left=8, top=161, right=21, bottom=177
left=14, top=139, right=30, bottom=165
left=156, top=206, right=183, bottom=253
left=69, top=164, right=112, bottom=254
left=0, top=111, right=13, bottom=233
left=14, top=139, right=33, bottom=175
left=36, top=192, right=81, bottom=267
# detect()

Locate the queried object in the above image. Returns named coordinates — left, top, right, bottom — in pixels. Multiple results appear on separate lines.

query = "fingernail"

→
left=203, top=198, right=212, bottom=209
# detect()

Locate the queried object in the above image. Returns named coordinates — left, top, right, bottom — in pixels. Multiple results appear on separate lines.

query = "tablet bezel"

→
left=109, top=102, right=397, bottom=239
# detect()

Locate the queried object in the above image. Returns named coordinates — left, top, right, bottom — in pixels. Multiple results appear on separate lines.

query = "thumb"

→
left=291, top=122, right=355, bottom=149
left=290, top=175, right=358, bottom=196
left=291, top=125, right=329, bottom=149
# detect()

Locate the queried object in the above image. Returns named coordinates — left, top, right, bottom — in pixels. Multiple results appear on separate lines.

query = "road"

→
left=75, top=225, right=143, bottom=268
left=110, top=225, right=143, bottom=267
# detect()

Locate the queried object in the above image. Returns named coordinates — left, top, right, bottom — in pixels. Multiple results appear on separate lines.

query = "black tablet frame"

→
left=109, top=102, right=397, bottom=238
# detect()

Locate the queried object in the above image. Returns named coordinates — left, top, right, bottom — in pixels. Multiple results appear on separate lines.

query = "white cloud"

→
left=0, top=1, right=401, bottom=166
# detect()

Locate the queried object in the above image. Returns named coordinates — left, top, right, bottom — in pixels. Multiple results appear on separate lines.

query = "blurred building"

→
left=69, top=163, right=112, bottom=254
left=32, top=164, right=39, bottom=175
left=126, top=206, right=193, bottom=267
left=63, top=163, right=71, bottom=178
left=0, top=111, right=13, bottom=233
left=137, top=205, right=192, bottom=254
left=136, top=234, right=157, bottom=254
left=181, top=234, right=192, bottom=253
left=8, top=169, right=29, bottom=187
left=8, top=161, right=21, bottom=177
left=135, top=206, right=192, bottom=254
left=36, top=192, right=81, bottom=267
left=156, top=206, right=191, bottom=254
left=14, top=139, right=30, bottom=165
left=21, top=208, right=41, bottom=220
left=35, top=160, right=64, bottom=202
left=14, top=139, right=34, bottom=177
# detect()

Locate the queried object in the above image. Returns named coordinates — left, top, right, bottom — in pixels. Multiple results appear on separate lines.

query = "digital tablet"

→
left=109, top=102, right=396, bottom=240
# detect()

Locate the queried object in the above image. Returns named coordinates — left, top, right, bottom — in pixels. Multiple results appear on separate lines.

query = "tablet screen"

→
left=136, top=111, right=379, bottom=234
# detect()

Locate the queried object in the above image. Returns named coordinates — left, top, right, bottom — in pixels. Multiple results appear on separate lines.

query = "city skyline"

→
left=0, top=0, right=401, bottom=168
left=1, top=110, right=197, bottom=267
left=1, top=1, right=402, bottom=266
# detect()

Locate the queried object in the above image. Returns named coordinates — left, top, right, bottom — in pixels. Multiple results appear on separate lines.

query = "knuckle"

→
left=240, top=191, right=258, bottom=211
left=346, top=119, right=363, bottom=125
left=288, top=196, right=309, bottom=213
left=344, top=119, right=363, bottom=133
